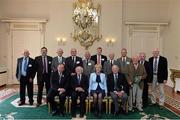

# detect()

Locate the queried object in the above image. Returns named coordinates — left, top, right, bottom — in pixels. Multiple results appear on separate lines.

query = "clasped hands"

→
left=75, top=87, right=85, bottom=92
left=58, top=88, right=66, bottom=94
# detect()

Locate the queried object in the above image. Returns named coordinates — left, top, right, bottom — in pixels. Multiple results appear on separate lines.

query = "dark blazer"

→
left=50, top=71, right=69, bottom=91
left=91, top=54, right=107, bottom=67
left=16, top=57, right=36, bottom=81
left=65, top=56, right=83, bottom=74
left=70, top=74, right=88, bottom=93
left=35, top=56, right=52, bottom=81
left=149, top=56, right=168, bottom=83
left=107, top=72, right=129, bottom=95
left=51, top=56, right=66, bottom=72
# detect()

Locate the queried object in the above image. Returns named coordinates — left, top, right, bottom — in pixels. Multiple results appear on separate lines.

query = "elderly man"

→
left=35, top=47, right=52, bottom=107
left=149, top=48, right=168, bottom=109
left=47, top=64, right=69, bottom=116
left=116, top=48, right=132, bottom=75
left=70, top=66, right=88, bottom=118
left=103, top=52, right=117, bottom=75
left=139, top=52, right=150, bottom=107
left=51, top=48, right=66, bottom=72
left=107, top=65, right=129, bottom=116
left=16, top=49, right=36, bottom=106
left=82, top=51, right=95, bottom=78
left=127, top=55, right=147, bottom=112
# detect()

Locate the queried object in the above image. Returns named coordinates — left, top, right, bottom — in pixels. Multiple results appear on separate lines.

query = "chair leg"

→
left=69, top=100, right=71, bottom=113
left=88, top=101, right=91, bottom=113
left=106, top=101, right=108, bottom=114
left=109, top=101, right=112, bottom=114
left=65, top=100, right=68, bottom=113
left=86, top=100, right=88, bottom=114
left=48, top=102, right=51, bottom=113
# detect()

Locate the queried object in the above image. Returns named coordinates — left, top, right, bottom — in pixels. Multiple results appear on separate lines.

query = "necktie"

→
left=110, top=60, right=113, bottom=66
left=97, top=55, right=101, bottom=64
left=78, top=75, right=81, bottom=85
left=24, top=57, right=28, bottom=71
left=114, top=74, right=118, bottom=90
left=153, top=58, right=158, bottom=73
left=87, top=59, right=89, bottom=66
left=58, top=57, right=62, bottom=64
left=59, top=73, right=62, bottom=84
left=43, top=57, right=47, bottom=73
left=122, top=58, right=126, bottom=67
left=72, top=57, right=76, bottom=65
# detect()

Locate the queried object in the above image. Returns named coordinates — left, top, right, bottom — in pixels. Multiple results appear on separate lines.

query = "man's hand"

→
left=114, top=91, right=118, bottom=95
left=164, top=80, right=167, bottom=84
left=71, top=73, right=76, bottom=76
left=29, top=78, right=33, bottom=83
left=76, top=87, right=84, bottom=92
left=117, top=91, right=124, bottom=97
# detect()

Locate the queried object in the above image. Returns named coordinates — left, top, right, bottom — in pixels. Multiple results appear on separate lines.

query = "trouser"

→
left=20, top=76, right=34, bottom=103
left=71, top=91, right=86, bottom=116
left=110, top=92, right=128, bottom=112
left=143, top=79, right=149, bottom=106
left=47, top=89, right=66, bottom=112
left=151, top=75, right=165, bottom=105
left=37, top=74, right=50, bottom=104
left=132, top=84, right=143, bottom=108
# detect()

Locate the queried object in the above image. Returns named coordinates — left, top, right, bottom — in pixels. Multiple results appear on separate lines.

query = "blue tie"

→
left=24, top=57, right=28, bottom=72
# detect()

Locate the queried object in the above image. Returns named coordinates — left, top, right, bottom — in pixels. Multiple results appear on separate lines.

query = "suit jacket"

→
left=149, top=56, right=168, bottom=83
left=91, top=54, right=107, bottom=68
left=35, top=56, right=52, bottom=82
left=65, top=56, right=83, bottom=74
left=16, top=57, right=36, bottom=81
left=139, top=60, right=150, bottom=83
left=126, top=63, right=147, bottom=89
left=51, top=56, right=66, bottom=72
left=107, top=72, right=129, bottom=94
left=82, top=59, right=95, bottom=77
left=116, top=57, right=132, bottom=74
left=88, top=73, right=107, bottom=94
left=103, top=60, right=117, bottom=75
left=50, top=71, right=69, bottom=91
left=70, top=74, right=88, bottom=93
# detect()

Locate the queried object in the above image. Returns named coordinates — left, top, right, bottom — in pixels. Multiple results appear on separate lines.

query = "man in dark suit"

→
left=70, top=66, right=88, bottom=118
left=65, top=48, right=83, bottom=76
left=51, top=48, right=66, bottom=72
left=107, top=65, right=129, bottom=116
left=149, top=48, right=168, bottom=109
left=16, top=49, right=36, bottom=106
left=139, top=52, right=150, bottom=107
left=91, top=47, right=107, bottom=69
left=103, top=53, right=117, bottom=75
left=35, top=47, right=52, bottom=107
left=47, top=64, right=69, bottom=116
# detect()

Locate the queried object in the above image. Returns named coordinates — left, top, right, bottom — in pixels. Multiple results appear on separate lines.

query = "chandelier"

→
left=71, top=0, right=101, bottom=49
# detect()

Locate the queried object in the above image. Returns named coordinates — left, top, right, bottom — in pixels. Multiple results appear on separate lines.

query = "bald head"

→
left=23, top=49, right=30, bottom=57
left=139, top=52, right=146, bottom=61
left=112, top=65, right=119, bottom=74
left=152, top=48, right=160, bottom=58
left=132, top=55, right=139, bottom=64
left=84, top=51, right=91, bottom=59
left=56, top=48, right=64, bottom=57
left=71, top=48, right=77, bottom=56
left=109, top=53, right=115, bottom=60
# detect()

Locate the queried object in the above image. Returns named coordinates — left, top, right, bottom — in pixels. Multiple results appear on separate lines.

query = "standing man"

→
left=103, top=53, right=117, bottom=75
left=127, top=55, right=147, bottom=112
left=16, top=49, right=36, bottom=106
left=65, top=48, right=83, bottom=76
left=47, top=64, right=69, bottom=116
left=51, top=48, right=66, bottom=72
left=35, top=47, right=52, bottom=107
left=149, top=48, right=168, bottom=109
left=139, top=52, right=150, bottom=107
left=70, top=66, right=88, bottom=118
left=91, top=47, right=107, bottom=69
left=116, top=48, right=132, bottom=75
left=82, top=51, right=95, bottom=78
left=107, top=65, right=129, bottom=115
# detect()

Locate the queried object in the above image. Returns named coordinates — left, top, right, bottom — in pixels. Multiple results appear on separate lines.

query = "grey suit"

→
left=83, top=59, right=95, bottom=78
left=116, top=57, right=132, bottom=75
left=51, top=56, right=66, bottom=72
left=103, top=60, right=117, bottom=75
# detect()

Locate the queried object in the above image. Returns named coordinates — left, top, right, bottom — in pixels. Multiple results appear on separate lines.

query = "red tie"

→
left=97, top=55, right=101, bottom=64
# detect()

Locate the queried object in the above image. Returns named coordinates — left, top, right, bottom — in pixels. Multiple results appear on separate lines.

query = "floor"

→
left=0, top=84, right=180, bottom=115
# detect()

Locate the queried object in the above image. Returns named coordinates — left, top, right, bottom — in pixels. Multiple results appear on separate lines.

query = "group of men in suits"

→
left=16, top=46, right=168, bottom=117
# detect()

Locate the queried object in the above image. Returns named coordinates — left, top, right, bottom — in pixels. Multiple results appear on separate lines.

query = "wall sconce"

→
left=105, top=38, right=116, bottom=45
left=56, top=37, right=67, bottom=45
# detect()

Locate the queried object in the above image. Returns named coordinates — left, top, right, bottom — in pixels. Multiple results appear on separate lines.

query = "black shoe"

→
left=18, top=101, right=25, bottom=106
left=72, top=114, right=76, bottom=118
left=114, top=111, right=119, bottom=116
left=51, top=110, right=58, bottom=116
left=94, top=111, right=98, bottom=117
left=122, top=110, right=128, bottom=115
left=80, top=114, right=84, bottom=118
left=60, top=111, right=65, bottom=117
left=29, top=102, right=33, bottom=105
left=36, top=103, right=41, bottom=107
left=159, top=105, right=164, bottom=110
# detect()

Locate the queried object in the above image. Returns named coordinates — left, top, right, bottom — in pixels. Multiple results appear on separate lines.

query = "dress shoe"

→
left=60, top=111, right=65, bottom=117
left=122, top=110, right=128, bottom=115
left=159, top=105, right=164, bottom=110
left=80, top=114, right=84, bottom=118
left=18, top=102, right=25, bottom=106
left=72, top=114, right=76, bottom=118
left=29, top=102, right=33, bottom=105
left=36, top=103, right=41, bottom=107
left=51, top=110, right=58, bottom=116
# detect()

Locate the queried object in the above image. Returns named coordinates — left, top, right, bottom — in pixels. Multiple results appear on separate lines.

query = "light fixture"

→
left=105, top=38, right=116, bottom=45
left=56, top=37, right=67, bottom=45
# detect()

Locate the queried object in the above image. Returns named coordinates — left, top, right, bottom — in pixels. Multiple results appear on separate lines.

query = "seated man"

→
left=47, top=64, right=69, bottom=116
left=70, top=66, right=88, bottom=118
left=107, top=65, right=129, bottom=116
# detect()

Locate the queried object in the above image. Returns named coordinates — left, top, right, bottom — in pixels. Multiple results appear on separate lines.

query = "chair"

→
left=68, top=96, right=89, bottom=114
left=108, top=96, right=128, bottom=114
left=88, top=96, right=108, bottom=114
left=48, top=96, right=68, bottom=113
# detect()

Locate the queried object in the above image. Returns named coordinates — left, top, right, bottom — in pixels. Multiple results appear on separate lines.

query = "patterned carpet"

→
left=0, top=88, right=16, bottom=103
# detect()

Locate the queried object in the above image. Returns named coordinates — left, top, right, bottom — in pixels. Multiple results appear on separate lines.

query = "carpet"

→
left=0, top=94, right=179, bottom=119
